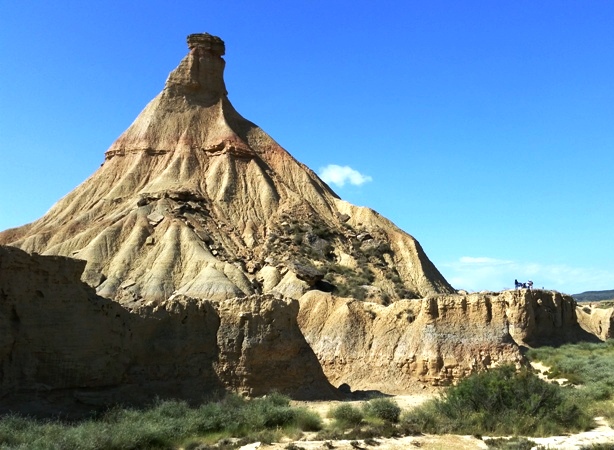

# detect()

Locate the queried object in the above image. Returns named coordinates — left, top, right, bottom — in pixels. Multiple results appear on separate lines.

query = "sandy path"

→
left=239, top=434, right=488, bottom=450
left=529, top=416, right=614, bottom=449
left=290, top=393, right=435, bottom=422
left=531, top=361, right=569, bottom=385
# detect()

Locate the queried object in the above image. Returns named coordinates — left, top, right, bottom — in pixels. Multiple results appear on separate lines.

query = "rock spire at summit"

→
left=187, top=32, right=225, bottom=54
left=0, top=33, right=454, bottom=304
left=165, top=33, right=228, bottom=100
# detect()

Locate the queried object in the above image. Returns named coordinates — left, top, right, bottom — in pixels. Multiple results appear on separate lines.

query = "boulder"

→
left=576, top=303, right=614, bottom=340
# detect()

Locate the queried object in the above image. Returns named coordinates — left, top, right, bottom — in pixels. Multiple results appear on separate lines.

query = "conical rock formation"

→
left=0, top=35, right=595, bottom=412
left=0, top=33, right=453, bottom=305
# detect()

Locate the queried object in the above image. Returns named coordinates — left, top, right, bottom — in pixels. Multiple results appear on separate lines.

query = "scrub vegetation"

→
left=0, top=392, right=321, bottom=450
left=527, top=340, right=614, bottom=423
left=401, top=364, right=592, bottom=437
left=2, top=343, right=614, bottom=449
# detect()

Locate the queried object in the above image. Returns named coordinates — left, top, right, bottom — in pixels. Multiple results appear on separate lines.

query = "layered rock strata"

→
left=0, top=33, right=598, bottom=417
left=0, top=245, right=593, bottom=417
left=0, top=33, right=453, bottom=304
left=298, top=289, right=586, bottom=391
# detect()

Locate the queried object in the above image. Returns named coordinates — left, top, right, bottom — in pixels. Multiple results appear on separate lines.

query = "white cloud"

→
left=319, top=164, right=372, bottom=187
left=440, top=256, right=614, bottom=295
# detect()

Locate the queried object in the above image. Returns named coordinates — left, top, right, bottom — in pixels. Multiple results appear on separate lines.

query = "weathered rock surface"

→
left=576, top=303, right=614, bottom=341
left=0, top=33, right=453, bottom=305
left=297, top=289, right=589, bottom=392
left=0, top=246, right=337, bottom=417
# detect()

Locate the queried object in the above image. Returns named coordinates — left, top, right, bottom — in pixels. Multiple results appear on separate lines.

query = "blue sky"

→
left=1, top=1, right=612, bottom=294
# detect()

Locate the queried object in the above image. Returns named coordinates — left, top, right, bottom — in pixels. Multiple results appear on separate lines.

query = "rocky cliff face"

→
left=1, top=243, right=588, bottom=417
left=0, top=246, right=336, bottom=417
left=0, top=33, right=452, bottom=305
left=297, top=289, right=586, bottom=391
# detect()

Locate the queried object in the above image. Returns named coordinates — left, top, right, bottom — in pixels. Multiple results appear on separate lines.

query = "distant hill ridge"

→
left=573, top=289, right=614, bottom=302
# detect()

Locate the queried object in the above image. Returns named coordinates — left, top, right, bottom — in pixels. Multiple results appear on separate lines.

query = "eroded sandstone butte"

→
left=576, top=303, right=614, bottom=341
left=0, top=33, right=595, bottom=416
left=0, top=33, right=452, bottom=305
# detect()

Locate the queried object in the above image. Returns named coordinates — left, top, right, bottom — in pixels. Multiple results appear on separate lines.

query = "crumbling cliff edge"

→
left=576, top=303, right=614, bottom=341
left=298, top=288, right=592, bottom=393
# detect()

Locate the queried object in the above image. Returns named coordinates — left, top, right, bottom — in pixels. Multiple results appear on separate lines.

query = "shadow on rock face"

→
left=0, top=246, right=339, bottom=419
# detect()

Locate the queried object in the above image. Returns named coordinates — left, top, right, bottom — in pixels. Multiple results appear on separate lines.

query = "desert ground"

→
left=232, top=392, right=614, bottom=450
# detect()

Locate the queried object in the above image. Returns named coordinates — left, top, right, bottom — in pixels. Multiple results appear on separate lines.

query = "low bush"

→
left=595, top=300, right=614, bottom=309
left=528, top=340, right=614, bottom=423
left=362, top=398, right=401, bottom=423
left=328, top=404, right=364, bottom=427
left=401, top=364, right=592, bottom=436
left=293, top=408, right=322, bottom=432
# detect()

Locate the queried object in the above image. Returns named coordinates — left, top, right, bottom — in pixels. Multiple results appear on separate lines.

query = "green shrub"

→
left=362, top=398, right=401, bottom=423
left=0, top=393, right=321, bottom=449
left=595, top=300, right=614, bottom=309
left=239, top=392, right=303, bottom=431
left=293, top=408, right=322, bottom=431
left=328, top=404, right=364, bottom=427
left=402, top=365, right=591, bottom=436
left=261, top=391, right=290, bottom=407
left=528, top=340, right=614, bottom=423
